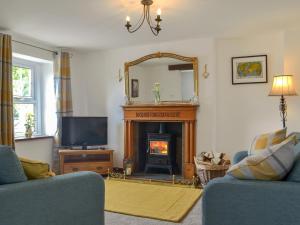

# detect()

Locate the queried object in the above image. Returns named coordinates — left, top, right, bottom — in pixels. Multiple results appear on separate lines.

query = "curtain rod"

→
left=12, top=40, right=58, bottom=55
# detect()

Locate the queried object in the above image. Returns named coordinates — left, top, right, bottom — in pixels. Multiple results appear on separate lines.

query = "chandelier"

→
left=125, top=0, right=162, bottom=36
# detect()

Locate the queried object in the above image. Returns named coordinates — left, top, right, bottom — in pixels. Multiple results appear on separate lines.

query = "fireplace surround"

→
left=122, top=103, right=199, bottom=179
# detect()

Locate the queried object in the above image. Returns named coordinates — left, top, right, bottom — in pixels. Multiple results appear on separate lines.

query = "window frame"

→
left=12, top=57, right=43, bottom=137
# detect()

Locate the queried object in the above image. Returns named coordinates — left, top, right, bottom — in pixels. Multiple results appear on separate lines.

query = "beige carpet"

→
left=105, top=198, right=202, bottom=225
left=105, top=179, right=202, bottom=222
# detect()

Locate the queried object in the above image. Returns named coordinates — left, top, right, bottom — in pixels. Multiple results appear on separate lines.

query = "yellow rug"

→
left=105, top=179, right=202, bottom=222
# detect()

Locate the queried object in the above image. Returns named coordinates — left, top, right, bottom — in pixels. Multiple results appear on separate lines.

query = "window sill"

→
left=15, top=135, right=54, bottom=142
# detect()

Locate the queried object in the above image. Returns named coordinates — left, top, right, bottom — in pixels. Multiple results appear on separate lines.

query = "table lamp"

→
left=269, top=75, right=297, bottom=128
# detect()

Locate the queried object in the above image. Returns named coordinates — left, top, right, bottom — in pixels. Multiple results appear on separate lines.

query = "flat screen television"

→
left=61, top=117, right=107, bottom=148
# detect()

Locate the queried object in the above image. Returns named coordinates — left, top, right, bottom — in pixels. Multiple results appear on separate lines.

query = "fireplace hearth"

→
left=145, top=132, right=175, bottom=174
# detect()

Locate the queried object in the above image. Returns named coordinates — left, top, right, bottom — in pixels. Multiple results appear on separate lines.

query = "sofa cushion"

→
left=287, top=132, right=300, bottom=147
left=249, top=128, right=287, bottom=155
left=285, top=139, right=300, bottom=182
left=227, top=136, right=295, bottom=181
left=0, top=145, right=27, bottom=184
left=19, top=157, right=55, bottom=180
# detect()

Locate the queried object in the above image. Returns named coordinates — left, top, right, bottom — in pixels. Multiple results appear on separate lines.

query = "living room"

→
left=1, top=1, right=300, bottom=225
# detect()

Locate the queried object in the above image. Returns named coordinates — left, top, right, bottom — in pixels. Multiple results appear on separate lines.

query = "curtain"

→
left=53, top=52, right=73, bottom=173
left=0, top=33, right=14, bottom=148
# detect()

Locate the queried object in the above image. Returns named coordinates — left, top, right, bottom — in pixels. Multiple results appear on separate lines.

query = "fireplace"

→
left=133, top=122, right=182, bottom=175
left=149, top=139, right=169, bottom=156
left=145, top=132, right=175, bottom=174
left=122, top=103, right=198, bottom=179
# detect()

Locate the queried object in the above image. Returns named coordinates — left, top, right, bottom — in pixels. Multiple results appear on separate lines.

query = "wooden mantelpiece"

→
left=122, top=103, right=199, bottom=179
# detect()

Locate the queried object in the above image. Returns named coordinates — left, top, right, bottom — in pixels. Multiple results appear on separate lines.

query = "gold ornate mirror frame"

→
left=124, top=52, right=199, bottom=104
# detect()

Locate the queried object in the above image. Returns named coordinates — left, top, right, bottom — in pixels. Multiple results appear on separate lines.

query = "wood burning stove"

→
left=144, top=130, right=175, bottom=174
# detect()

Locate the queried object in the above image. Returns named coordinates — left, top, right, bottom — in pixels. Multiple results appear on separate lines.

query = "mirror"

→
left=124, top=52, right=199, bottom=104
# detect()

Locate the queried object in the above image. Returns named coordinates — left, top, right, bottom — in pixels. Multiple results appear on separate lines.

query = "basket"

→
left=194, top=157, right=230, bottom=187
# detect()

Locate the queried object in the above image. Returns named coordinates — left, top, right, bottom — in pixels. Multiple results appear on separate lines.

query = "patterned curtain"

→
left=0, top=34, right=14, bottom=148
left=53, top=52, right=73, bottom=173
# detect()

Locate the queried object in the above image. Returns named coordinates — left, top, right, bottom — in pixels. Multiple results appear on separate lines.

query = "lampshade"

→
left=269, top=75, right=298, bottom=96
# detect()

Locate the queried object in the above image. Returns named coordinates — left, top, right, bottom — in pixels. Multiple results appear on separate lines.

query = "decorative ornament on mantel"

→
left=152, top=82, right=161, bottom=104
left=125, top=0, right=162, bottom=36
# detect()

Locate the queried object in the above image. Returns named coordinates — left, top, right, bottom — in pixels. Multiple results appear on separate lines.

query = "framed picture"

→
left=232, top=55, right=268, bottom=85
left=131, top=79, right=139, bottom=98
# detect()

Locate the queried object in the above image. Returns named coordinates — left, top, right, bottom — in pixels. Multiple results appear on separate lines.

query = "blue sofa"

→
left=0, top=149, right=105, bottom=225
left=202, top=142, right=300, bottom=225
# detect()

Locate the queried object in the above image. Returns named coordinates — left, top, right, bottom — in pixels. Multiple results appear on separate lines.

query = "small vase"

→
left=152, top=83, right=161, bottom=104
left=154, top=91, right=160, bottom=104
left=25, top=127, right=33, bottom=138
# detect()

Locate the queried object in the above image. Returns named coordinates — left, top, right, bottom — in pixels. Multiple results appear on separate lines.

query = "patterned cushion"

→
left=0, top=145, right=27, bottom=184
left=227, top=136, right=295, bottom=181
left=249, top=128, right=287, bottom=155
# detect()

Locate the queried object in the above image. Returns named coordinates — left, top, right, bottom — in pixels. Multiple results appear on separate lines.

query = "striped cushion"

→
left=249, top=128, right=287, bottom=155
left=227, top=136, right=295, bottom=181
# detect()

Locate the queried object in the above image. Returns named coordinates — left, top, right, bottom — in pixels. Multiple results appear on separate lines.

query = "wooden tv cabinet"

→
left=59, top=149, right=114, bottom=175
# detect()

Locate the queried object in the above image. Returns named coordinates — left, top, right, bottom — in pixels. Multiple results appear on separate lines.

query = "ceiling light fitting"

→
left=125, top=0, right=162, bottom=36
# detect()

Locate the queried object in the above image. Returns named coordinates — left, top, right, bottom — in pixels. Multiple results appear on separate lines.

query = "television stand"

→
left=59, top=149, right=114, bottom=175
left=70, top=146, right=105, bottom=150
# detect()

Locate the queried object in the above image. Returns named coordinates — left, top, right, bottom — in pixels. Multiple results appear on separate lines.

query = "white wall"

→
left=80, top=38, right=217, bottom=167
left=15, top=138, right=54, bottom=166
left=215, top=32, right=285, bottom=156
left=284, top=28, right=300, bottom=133
left=70, top=52, right=89, bottom=116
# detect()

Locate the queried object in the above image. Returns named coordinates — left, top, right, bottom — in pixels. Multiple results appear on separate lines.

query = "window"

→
left=13, top=58, right=42, bottom=137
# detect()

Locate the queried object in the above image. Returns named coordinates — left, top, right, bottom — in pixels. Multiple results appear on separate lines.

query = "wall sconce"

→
left=118, top=69, right=123, bottom=82
left=202, top=64, right=209, bottom=79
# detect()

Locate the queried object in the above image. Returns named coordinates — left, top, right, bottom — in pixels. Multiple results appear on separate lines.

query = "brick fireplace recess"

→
left=122, top=103, right=199, bottom=179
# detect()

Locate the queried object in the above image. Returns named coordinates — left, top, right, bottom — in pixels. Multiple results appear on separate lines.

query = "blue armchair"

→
left=202, top=143, right=300, bottom=225
left=0, top=171, right=105, bottom=225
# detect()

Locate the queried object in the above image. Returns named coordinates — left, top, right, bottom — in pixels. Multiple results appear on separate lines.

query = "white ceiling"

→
left=0, top=0, right=299, bottom=51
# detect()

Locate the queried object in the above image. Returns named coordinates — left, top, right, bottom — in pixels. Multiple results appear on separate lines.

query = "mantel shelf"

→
left=122, top=103, right=199, bottom=108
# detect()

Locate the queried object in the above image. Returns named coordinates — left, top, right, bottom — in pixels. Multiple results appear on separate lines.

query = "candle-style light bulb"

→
left=157, top=8, right=162, bottom=16
left=125, top=15, right=132, bottom=30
